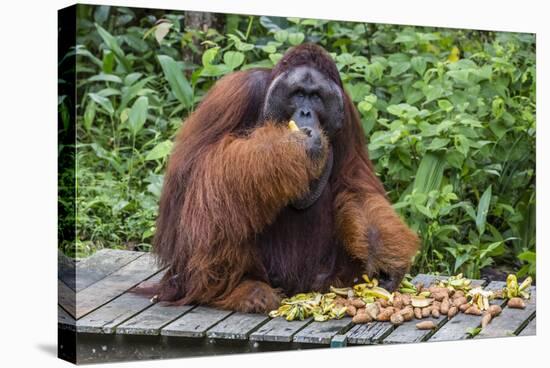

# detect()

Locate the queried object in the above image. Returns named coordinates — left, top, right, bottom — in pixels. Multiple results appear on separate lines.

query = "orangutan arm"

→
left=335, top=191, right=420, bottom=290
left=182, top=122, right=326, bottom=249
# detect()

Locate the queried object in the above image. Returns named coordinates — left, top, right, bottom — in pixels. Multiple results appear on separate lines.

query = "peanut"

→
left=481, top=312, right=492, bottom=328
left=421, top=306, right=431, bottom=318
left=440, top=298, right=450, bottom=315
left=390, top=313, right=405, bottom=326
left=414, top=307, right=423, bottom=319
left=346, top=305, right=357, bottom=317
left=351, top=299, right=366, bottom=308
left=508, top=297, right=526, bottom=309
left=465, top=305, right=482, bottom=315
left=376, top=308, right=393, bottom=322
left=416, top=321, right=437, bottom=330
left=400, top=306, right=415, bottom=321
left=488, top=304, right=502, bottom=317
left=447, top=306, right=458, bottom=319
left=453, top=296, right=467, bottom=307
left=352, top=312, right=372, bottom=324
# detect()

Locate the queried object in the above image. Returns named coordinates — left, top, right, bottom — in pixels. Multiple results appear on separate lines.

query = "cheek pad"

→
left=262, top=74, right=293, bottom=122
left=320, top=83, right=345, bottom=133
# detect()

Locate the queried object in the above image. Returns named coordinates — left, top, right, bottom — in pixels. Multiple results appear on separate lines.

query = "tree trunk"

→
left=183, top=11, right=225, bottom=65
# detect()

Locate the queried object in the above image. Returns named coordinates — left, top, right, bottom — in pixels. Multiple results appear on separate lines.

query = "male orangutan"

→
left=140, top=44, right=419, bottom=313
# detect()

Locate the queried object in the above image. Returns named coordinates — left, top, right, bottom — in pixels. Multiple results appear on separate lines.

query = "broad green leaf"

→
left=454, top=253, right=470, bottom=272
left=390, top=61, right=410, bottom=76
left=88, top=73, right=122, bottom=84
left=124, top=72, right=142, bottom=86
left=128, top=96, right=148, bottom=135
left=413, top=152, right=446, bottom=194
left=202, top=47, right=219, bottom=66
left=223, top=51, right=245, bottom=70
left=94, top=5, right=110, bottom=24
left=274, top=30, right=288, bottom=43
left=261, top=44, right=277, bottom=54
left=88, top=93, right=114, bottom=115
left=269, top=53, right=283, bottom=65
left=158, top=55, right=193, bottom=107
left=445, top=149, right=464, bottom=169
left=426, top=138, right=450, bottom=151
left=102, top=50, right=114, bottom=73
left=288, top=32, right=305, bottom=45
left=411, top=56, right=427, bottom=76
left=83, top=100, right=96, bottom=131
left=95, top=23, right=131, bottom=72
left=518, top=251, right=536, bottom=263
left=394, top=32, right=417, bottom=44
left=145, top=140, right=173, bottom=161
left=437, top=99, right=453, bottom=112
left=476, top=185, right=492, bottom=236
left=201, top=64, right=232, bottom=77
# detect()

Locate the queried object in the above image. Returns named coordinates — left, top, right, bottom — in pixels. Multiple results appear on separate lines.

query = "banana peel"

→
left=467, top=287, right=494, bottom=311
left=502, top=274, right=532, bottom=300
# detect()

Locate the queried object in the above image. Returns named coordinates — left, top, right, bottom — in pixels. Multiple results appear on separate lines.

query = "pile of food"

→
left=268, top=274, right=532, bottom=330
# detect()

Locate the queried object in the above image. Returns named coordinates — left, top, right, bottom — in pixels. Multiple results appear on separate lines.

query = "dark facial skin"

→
left=263, top=66, right=345, bottom=157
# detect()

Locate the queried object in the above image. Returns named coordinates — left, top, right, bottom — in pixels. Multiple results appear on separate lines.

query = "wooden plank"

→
left=428, top=280, right=502, bottom=343
left=294, top=318, right=353, bottom=344
left=58, top=250, right=76, bottom=290
left=519, top=317, right=536, bottom=336
left=476, top=287, right=536, bottom=339
left=331, top=334, right=348, bottom=347
left=383, top=315, right=446, bottom=344
left=76, top=272, right=164, bottom=333
left=383, top=276, right=489, bottom=344
left=58, top=278, right=76, bottom=318
left=206, top=313, right=270, bottom=340
left=161, top=306, right=233, bottom=338
left=249, top=317, right=312, bottom=342
left=75, top=253, right=162, bottom=319
left=75, top=249, right=144, bottom=292
left=346, top=321, right=394, bottom=344
left=58, top=306, right=76, bottom=331
left=116, top=303, right=194, bottom=336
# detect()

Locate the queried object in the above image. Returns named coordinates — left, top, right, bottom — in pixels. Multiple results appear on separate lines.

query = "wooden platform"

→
left=58, top=249, right=536, bottom=364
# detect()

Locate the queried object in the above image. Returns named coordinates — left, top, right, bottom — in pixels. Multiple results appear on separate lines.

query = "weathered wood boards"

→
left=519, top=317, right=536, bottom=336
left=249, top=317, right=312, bottom=342
left=293, top=318, right=353, bottom=344
left=59, top=278, right=76, bottom=318
left=476, top=287, right=536, bottom=339
left=207, top=313, right=270, bottom=340
left=76, top=272, right=165, bottom=333
left=75, top=250, right=145, bottom=292
left=75, top=253, right=162, bottom=319
left=117, top=303, right=194, bottom=336
left=58, top=305, right=76, bottom=331
left=59, top=249, right=537, bottom=358
left=345, top=321, right=395, bottom=344
left=161, top=306, right=233, bottom=338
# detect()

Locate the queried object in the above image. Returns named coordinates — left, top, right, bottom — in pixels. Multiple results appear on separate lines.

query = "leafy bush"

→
left=61, top=5, right=536, bottom=279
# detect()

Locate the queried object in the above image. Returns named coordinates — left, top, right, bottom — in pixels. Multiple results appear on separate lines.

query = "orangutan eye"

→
left=294, top=90, right=305, bottom=99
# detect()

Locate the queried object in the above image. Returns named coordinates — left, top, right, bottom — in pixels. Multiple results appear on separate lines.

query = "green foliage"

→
left=64, top=5, right=535, bottom=279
